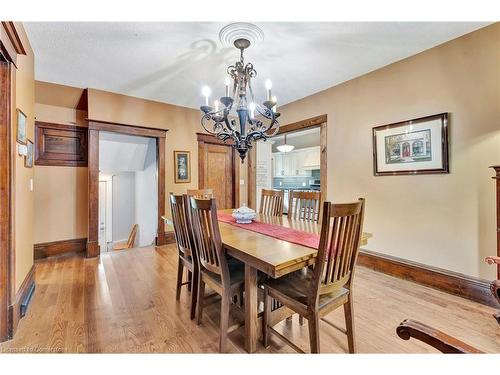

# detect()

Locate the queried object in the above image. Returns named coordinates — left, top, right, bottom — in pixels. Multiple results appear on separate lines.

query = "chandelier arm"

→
left=200, top=114, right=219, bottom=135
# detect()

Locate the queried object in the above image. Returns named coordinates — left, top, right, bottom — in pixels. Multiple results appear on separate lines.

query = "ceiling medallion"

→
left=199, top=23, right=279, bottom=162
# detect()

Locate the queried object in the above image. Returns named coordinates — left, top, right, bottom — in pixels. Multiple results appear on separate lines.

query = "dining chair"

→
left=187, top=188, right=214, bottom=199
left=262, top=199, right=365, bottom=353
left=169, top=193, right=198, bottom=320
left=259, top=189, right=284, bottom=216
left=189, top=197, right=245, bottom=353
left=288, top=190, right=322, bottom=222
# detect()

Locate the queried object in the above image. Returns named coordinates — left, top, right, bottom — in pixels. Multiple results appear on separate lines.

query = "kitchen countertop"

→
left=271, top=186, right=317, bottom=191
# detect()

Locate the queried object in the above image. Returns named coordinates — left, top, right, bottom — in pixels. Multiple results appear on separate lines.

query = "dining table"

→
left=217, top=209, right=372, bottom=353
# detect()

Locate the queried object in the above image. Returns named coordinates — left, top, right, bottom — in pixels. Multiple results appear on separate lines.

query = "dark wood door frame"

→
left=197, top=133, right=240, bottom=208
left=247, top=114, right=328, bottom=210
left=87, top=120, right=168, bottom=257
left=0, top=22, right=28, bottom=342
left=0, top=49, right=12, bottom=342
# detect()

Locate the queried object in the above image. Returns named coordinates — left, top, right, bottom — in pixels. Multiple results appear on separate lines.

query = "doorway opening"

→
left=87, top=121, right=167, bottom=257
left=98, top=131, right=158, bottom=252
left=248, top=115, right=327, bottom=210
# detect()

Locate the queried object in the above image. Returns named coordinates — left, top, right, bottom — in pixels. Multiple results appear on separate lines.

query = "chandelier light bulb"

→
left=265, top=79, right=272, bottom=101
left=271, top=96, right=277, bottom=113
left=249, top=102, right=256, bottom=119
left=202, top=86, right=211, bottom=106
left=224, top=77, right=231, bottom=97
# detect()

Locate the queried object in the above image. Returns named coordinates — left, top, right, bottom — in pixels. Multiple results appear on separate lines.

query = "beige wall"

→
left=88, top=89, right=203, bottom=215
left=274, top=24, right=500, bottom=279
left=34, top=85, right=246, bottom=244
left=33, top=103, right=88, bottom=243
left=11, top=23, right=35, bottom=292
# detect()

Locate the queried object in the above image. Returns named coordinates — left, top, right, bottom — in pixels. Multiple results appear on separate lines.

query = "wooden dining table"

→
left=217, top=209, right=372, bottom=353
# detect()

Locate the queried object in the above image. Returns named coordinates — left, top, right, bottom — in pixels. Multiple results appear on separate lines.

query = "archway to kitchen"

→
left=247, top=114, right=327, bottom=212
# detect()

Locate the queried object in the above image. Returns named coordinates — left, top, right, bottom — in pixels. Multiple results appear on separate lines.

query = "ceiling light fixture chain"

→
left=199, top=24, right=279, bottom=162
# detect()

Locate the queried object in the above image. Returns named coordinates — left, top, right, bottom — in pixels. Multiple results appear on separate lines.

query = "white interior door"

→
left=98, top=177, right=113, bottom=251
left=98, top=181, right=107, bottom=250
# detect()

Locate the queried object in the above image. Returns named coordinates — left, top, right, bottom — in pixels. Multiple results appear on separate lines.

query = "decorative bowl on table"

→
left=232, top=204, right=256, bottom=224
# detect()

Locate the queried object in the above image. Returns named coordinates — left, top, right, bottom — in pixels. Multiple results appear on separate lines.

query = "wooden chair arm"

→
left=396, top=319, right=483, bottom=354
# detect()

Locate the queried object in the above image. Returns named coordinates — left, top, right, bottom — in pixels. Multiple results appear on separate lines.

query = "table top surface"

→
left=217, top=209, right=371, bottom=277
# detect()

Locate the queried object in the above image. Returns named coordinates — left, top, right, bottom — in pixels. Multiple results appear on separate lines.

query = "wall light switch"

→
left=18, top=144, right=28, bottom=156
left=30, top=178, right=33, bottom=192
left=240, top=179, right=245, bottom=185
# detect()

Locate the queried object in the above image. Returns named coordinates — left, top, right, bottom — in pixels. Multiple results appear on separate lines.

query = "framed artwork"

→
left=174, top=151, right=191, bottom=183
left=372, top=113, right=449, bottom=176
left=25, top=139, right=34, bottom=168
left=17, top=109, right=27, bottom=145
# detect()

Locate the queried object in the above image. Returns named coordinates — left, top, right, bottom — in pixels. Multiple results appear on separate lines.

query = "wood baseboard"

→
left=357, top=249, right=499, bottom=308
left=34, top=238, right=87, bottom=260
left=157, top=231, right=175, bottom=246
left=8, top=265, right=35, bottom=338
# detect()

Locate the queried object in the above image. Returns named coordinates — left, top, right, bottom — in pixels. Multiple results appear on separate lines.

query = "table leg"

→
left=244, top=264, right=258, bottom=353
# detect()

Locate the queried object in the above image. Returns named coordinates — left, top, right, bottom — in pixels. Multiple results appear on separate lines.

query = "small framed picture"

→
left=372, top=113, right=449, bottom=176
left=174, top=151, right=191, bottom=183
left=17, top=109, right=27, bottom=145
left=25, top=139, right=34, bottom=168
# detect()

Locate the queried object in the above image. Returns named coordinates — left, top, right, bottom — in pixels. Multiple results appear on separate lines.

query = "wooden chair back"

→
left=310, top=199, right=365, bottom=300
left=259, top=189, right=284, bottom=216
left=169, top=193, right=195, bottom=258
left=288, top=190, right=322, bottom=222
left=187, top=188, right=214, bottom=200
left=126, top=224, right=138, bottom=248
left=189, top=197, right=230, bottom=283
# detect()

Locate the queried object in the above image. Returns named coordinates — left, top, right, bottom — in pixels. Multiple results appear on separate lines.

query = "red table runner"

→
left=217, top=211, right=320, bottom=249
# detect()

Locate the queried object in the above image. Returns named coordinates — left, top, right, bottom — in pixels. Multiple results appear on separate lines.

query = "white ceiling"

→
left=99, top=132, right=156, bottom=173
left=272, top=127, right=320, bottom=152
left=25, top=22, right=490, bottom=109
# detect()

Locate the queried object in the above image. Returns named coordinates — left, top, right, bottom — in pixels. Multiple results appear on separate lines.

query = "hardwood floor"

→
left=1, top=245, right=498, bottom=353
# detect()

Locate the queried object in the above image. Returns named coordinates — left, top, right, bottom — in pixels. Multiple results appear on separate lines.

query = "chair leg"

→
left=176, top=260, right=184, bottom=301
left=263, top=286, right=271, bottom=348
left=308, top=313, right=320, bottom=354
left=196, top=278, right=205, bottom=325
left=187, top=270, right=192, bottom=292
left=299, top=315, right=305, bottom=326
left=344, top=295, right=356, bottom=353
left=190, top=268, right=199, bottom=320
left=219, top=294, right=230, bottom=353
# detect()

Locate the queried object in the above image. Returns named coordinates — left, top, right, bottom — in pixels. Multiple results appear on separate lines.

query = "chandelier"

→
left=199, top=32, right=280, bottom=162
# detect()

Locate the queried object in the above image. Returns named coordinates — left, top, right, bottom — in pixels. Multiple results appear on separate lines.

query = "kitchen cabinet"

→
left=273, top=146, right=319, bottom=176
left=303, top=147, right=321, bottom=169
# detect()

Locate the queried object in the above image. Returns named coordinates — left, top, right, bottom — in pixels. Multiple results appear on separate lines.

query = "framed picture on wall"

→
left=174, top=150, right=191, bottom=183
left=16, top=109, right=27, bottom=145
left=25, top=139, right=34, bottom=168
left=372, top=113, right=449, bottom=176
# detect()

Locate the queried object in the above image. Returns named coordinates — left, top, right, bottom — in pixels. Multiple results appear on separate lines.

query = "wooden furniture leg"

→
left=308, top=313, right=320, bottom=353
left=187, top=270, right=192, bottom=292
left=344, top=294, right=356, bottom=353
left=176, top=261, right=183, bottom=301
left=190, top=266, right=199, bottom=320
left=245, top=264, right=258, bottom=353
left=196, top=279, right=205, bottom=325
